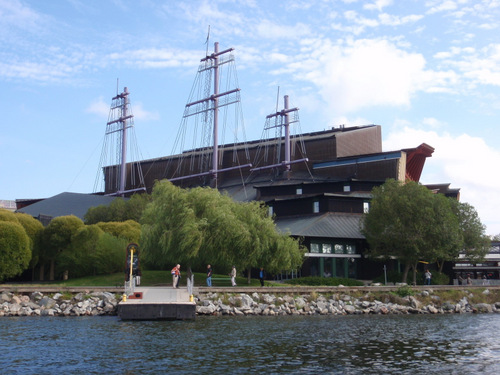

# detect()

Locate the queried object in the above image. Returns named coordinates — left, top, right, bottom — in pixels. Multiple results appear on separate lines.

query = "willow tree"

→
left=362, top=179, right=463, bottom=284
left=140, top=180, right=304, bottom=279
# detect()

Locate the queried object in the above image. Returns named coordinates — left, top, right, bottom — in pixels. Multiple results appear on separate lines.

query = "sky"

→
left=1, top=0, right=500, bottom=235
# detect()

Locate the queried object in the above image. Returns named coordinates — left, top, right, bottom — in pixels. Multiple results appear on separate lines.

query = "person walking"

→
left=171, top=264, right=181, bottom=288
left=259, top=267, right=265, bottom=287
left=424, top=269, right=432, bottom=286
left=206, top=264, right=213, bottom=287
left=230, top=266, right=237, bottom=286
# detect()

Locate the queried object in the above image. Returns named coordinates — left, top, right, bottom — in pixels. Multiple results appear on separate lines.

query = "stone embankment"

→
left=195, top=289, right=500, bottom=316
left=2, top=287, right=500, bottom=317
left=0, top=291, right=118, bottom=317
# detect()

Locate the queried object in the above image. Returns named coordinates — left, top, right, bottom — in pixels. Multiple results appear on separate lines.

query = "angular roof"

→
left=275, top=212, right=364, bottom=239
left=16, top=192, right=120, bottom=221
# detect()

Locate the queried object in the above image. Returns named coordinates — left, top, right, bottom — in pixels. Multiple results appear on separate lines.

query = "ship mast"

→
left=251, top=95, right=308, bottom=174
left=169, top=42, right=251, bottom=186
left=94, top=86, right=146, bottom=196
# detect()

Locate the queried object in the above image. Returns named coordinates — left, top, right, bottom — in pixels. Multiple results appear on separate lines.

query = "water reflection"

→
left=1, top=314, right=500, bottom=374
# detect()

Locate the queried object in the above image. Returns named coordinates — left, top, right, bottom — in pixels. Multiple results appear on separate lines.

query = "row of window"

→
left=310, top=242, right=357, bottom=255
left=268, top=200, right=370, bottom=216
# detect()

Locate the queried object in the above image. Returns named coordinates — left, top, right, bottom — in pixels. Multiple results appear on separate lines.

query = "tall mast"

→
left=170, top=42, right=251, bottom=185
left=119, top=87, right=129, bottom=195
left=284, top=95, right=291, bottom=171
left=95, top=86, right=146, bottom=196
left=251, top=95, right=308, bottom=174
left=212, top=42, right=220, bottom=183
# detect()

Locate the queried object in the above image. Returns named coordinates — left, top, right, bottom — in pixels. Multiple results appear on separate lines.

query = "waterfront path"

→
left=2, top=284, right=500, bottom=295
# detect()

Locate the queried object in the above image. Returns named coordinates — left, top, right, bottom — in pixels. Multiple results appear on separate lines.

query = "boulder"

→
left=473, top=303, right=493, bottom=313
left=344, top=305, right=356, bottom=314
left=30, top=292, right=43, bottom=301
left=240, top=294, right=255, bottom=308
left=1, top=292, right=12, bottom=303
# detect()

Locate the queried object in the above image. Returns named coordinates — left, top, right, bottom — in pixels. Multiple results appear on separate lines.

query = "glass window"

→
left=310, top=243, right=320, bottom=253
left=343, top=184, right=350, bottom=192
left=322, top=244, right=332, bottom=254
left=334, top=244, right=344, bottom=254
left=296, top=188, right=302, bottom=195
left=363, top=201, right=370, bottom=213
left=268, top=205, right=273, bottom=216
left=313, top=201, right=319, bottom=213
left=346, top=244, right=356, bottom=254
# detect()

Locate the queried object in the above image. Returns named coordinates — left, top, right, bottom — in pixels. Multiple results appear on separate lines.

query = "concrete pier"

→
left=117, top=287, right=196, bottom=320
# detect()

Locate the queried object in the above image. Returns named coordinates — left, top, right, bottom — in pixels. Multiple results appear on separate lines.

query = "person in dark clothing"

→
left=206, top=264, right=213, bottom=287
left=259, top=267, right=265, bottom=287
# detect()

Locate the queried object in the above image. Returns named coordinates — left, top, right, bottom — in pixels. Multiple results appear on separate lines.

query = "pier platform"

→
left=117, top=287, right=196, bottom=320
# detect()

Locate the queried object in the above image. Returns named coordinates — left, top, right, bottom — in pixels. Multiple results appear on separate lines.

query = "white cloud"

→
left=86, top=97, right=109, bottom=118
left=293, top=38, right=427, bottom=113
left=86, top=97, right=159, bottom=121
left=364, top=0, right=393, bottom=12
left=426, top=0, right=458, bottom=14
left=378, top=13, right=424, bottom=26
left=106, top=48, right=201, bottom=69
left=0, top=0, right=45, bottom=31
left=256, top=20, right=311, bottom=40
left=383, top=126, right=500, bottom=235
left=435, top=44, right=500, bottom=87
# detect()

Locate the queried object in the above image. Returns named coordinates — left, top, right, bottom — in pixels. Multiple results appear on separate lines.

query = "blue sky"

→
left=1, top=0, right=500, bottom=235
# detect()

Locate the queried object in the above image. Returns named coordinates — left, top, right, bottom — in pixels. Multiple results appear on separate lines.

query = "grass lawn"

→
left=5, top=270, right=282, bottom=288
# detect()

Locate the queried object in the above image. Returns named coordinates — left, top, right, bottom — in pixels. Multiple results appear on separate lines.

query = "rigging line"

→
left=275, top=86, right=280, bottom=113
left=205, top=25, right=210, bottom=57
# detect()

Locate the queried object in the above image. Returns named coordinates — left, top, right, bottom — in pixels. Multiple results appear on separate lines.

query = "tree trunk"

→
left=49, top=259, right=55, bottom=281
left=402, top=263, right=410, bottom=283
left=247, top=268, right=251, bottom=284
left=412, top=262, right=418, bottom=286
left=39, top=263, right=45, bottom=281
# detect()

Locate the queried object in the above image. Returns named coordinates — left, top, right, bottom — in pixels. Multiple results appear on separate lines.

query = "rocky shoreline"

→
left=195, top=289, right=500, bottom=316
left=2, top=288, right=500, bottom=317
left=0, top=291, right=118, bottom=317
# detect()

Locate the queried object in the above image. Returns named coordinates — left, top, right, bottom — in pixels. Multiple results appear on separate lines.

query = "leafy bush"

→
left=373, top=270, right=451, bottom=285
left=394, top=285, right=414, bottom=297
left=286, top=276, right=364, bottom=287
left=372, top=270, right=404, bottom=284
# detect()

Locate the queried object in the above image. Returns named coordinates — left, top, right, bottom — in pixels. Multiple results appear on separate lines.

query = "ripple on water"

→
left=1, top=314, right=500, bottom=374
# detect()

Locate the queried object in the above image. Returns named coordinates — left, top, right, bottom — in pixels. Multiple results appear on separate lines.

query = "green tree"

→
left=0, top=221, right=31, bottom=281
left=94, top=233, right=128, bottom=275
left=57, top=224, right=104, bottom=278
left=40, top=215, right=84, bottom=280
left=449, top=200, right=490, bottom=263
left=361, top=179, right=462, bottom=284
left=141, top=180, right=304, bottom=278
left=84, top=193, right=151, bottom=224
left=0, top=208, right=19, bottom=223
left=96, top=220, right=141, bottom=243
left=15, top=213, right=44, bottom=281
left=141, top=181, right=204, bottom=268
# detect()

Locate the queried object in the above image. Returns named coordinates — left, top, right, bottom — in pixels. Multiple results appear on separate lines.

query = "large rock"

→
left=473, top=303, right=493, bottom=313
left=240, top=294, right=254, bottom=308
left=344, top=305, right=356, bottom=314
left=39, top=297, right=57, bottom=309
left=1, top=292, right=12, bottom=303
left=294, top=297, right=306, bottom=310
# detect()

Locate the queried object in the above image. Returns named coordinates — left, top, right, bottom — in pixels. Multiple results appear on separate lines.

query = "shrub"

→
left=286, top=276, right=364, bottom=287
left=394, top=285, right=414, bottom=297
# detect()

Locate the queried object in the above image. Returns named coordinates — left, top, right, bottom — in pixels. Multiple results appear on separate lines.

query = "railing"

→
left=124, top=278, right=136, bottom=296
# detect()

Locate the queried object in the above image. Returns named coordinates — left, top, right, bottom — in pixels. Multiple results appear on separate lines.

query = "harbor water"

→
left=1, top=314, right=500, bottom=374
